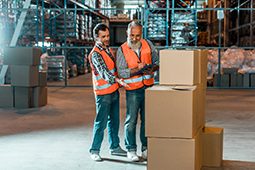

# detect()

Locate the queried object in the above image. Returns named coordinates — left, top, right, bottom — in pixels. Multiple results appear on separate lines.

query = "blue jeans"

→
left=89, top=90, right=120, bottom=153
left=125, top=86, right=147, bottom=152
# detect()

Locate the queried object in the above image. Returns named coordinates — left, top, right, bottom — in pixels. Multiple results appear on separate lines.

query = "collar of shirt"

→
left=95, top=42, right=115, bottom=62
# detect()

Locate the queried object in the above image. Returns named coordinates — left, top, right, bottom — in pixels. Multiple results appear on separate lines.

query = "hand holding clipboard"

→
left=132, top=63, right=156, bottom=77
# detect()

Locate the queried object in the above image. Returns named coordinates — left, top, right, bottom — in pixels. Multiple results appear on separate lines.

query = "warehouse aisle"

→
left=0, top=84, right=255, bottom=170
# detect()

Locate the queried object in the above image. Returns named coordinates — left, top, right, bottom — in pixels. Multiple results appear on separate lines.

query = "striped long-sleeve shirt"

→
left=90, top=43, right=116, bottom=84
left=116, top=39, right=159, bottom=79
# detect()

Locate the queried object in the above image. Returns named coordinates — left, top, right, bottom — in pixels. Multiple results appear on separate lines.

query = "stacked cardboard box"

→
left=145, top=50, right=223, bottom=170
left=0, top=47, right=47, bottom=108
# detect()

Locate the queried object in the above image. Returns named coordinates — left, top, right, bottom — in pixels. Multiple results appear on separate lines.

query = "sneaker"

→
left=90, top=152, right=102, bottom=161
left=142, top=149, right=147, bottom=160
left=127, top=151, right=139, bottom=162
left=110, top=146, right=127, bottom=156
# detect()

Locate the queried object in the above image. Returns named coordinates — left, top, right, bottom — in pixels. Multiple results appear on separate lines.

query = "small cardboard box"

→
left=34, top=86, right=47, bottom=107
left=3, top=47, right=41, bottom=65
left=202, top=127, right=223, bottom=167
left=148, top=128, right=202, bottom=170
left=237, top=74, right=243, bottom=87
left=250, top=74, right=255, bottom=87
left=222, top=68, right=238, bottom=74
left=39, top=71, right=47, bottom=86
left=11, top=65, right=39, bottom=87
left=213, top=74, right=229, bottom=87
left=145, top=84, right=204, bottom=138
left=15, top=87, right=34, bottom=108
left=160, top=50, right=199, bottom=86
left=0, top=85, right=14, bottom=108
left=230, top=74, right=237, bottom=87
left=243, top=73, right=250, bottom=87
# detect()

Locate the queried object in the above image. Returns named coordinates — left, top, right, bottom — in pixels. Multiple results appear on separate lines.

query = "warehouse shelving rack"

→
left=1, top=0, right=255, bottom=88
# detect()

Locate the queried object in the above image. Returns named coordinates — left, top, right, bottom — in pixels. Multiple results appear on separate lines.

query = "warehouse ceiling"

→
left=110, top=0, right=207, bottom=7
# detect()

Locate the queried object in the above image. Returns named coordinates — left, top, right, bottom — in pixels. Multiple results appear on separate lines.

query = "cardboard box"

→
left=0, top=85, right=14, bottom=108
left=200, top=88, right=206, bottom=128
left=15, top=87, right=34, bottom=108
left=202, top=127, right=223, bottom=167
left=148, top=128, right=202, bottom=170
left=34, top=86, right=47, bottom=107
left=160, top=50, right=199, bottom=86
left=145, top=84, right=204, bottom=138
left=222, top=68, right=238, bottom=74
left=230, top=74, right=237, bottom=87
left=250, top=74, right=255, bottom=87
left=39, top=71, right=47, bottom=86
left=243, top=73, right=250, bottom=87
left=198, top=50, right=208, bottom=89
left=213, top=74, right=229, bottom=87
left=3, top=47, right=41, bottom=65
left=11, top=65, right=39, bottom=87
left=237, top=74, right=243, bottom=87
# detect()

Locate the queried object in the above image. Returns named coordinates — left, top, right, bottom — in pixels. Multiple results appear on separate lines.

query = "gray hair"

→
left=127, top=21, right=142, bottom=34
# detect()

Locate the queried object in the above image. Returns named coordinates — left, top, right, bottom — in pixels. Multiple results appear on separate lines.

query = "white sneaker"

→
left=90, top=152, right=102, bottom=161
left=127, top=151, right=139, bottom=162
left=142, top=149, right=147, bottom=160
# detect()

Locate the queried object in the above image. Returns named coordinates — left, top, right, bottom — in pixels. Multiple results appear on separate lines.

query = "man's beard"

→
left=127, top=37, right=141, bottom=50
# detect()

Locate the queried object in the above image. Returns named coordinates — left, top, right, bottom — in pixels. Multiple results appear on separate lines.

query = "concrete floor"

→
left=1, top=74, right=255, bottom=170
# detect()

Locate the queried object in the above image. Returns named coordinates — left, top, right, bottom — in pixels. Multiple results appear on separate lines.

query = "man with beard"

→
left=116, top=21, right=159, bottom=162
left=89, top=23, right=129, bottom=161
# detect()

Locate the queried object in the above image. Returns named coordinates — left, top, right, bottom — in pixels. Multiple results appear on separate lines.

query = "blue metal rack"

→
left=1, top=0, right=255, bottom=88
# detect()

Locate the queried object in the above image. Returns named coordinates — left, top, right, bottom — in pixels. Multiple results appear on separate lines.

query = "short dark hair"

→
left=93, top=23, right=109, bottom=40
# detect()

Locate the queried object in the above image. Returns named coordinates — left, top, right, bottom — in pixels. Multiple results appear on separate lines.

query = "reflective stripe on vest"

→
left=93, top=82, right=113, bottom=90
left=143, top=74, right=154, bottom=80
left=123, top=76, right=143, bottom=84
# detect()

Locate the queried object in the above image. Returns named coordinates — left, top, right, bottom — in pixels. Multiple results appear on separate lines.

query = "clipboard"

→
left=132, top=64, right=156, bottom=77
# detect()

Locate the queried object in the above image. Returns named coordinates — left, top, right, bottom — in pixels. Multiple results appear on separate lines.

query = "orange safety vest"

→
left=89, top=46, right=119, bottom=95
left=121, top=39, right=154, bottom=90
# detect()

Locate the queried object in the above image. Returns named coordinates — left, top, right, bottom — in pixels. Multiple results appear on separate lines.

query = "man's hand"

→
left=138, top=62, right=146, bottom=70
left=143, top=65, right=159, bottom=74
left=115, top=78, right=130, bottom=88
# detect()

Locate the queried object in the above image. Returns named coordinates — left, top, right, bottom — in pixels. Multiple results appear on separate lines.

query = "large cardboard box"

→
left=0, top=85, right=14, bottom=108
left=11, top=65, right=39, bottom=87
left=160, top=50, right=199, bottom=86
left=148, top=128, right=202, bottom=170
left=202, top=127, right=223, bottom=167
left=198, top=50, right=208, bottom=89
left=34, top=86, right=47, bottom=107
left=15, top=87, right=34, bottom=108
left=145, top=84, right=204, bottom=138
left=3, top=47, right=41, bottom=65
left=39, top=71, right=47, bottom=86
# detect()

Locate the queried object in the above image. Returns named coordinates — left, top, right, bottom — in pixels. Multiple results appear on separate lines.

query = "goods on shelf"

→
left=45, top=55, right=67, bottom=81
left=171, top=12, right=195, bottom=47
left=207, top=48, right=255, bottom=78
left=147, top=13, right=166, bottom=40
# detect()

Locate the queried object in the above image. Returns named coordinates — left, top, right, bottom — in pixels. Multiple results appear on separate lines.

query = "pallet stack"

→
left=145, top=50, right=223, bottom=170
left=0, top=47, right=47, bottom=108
